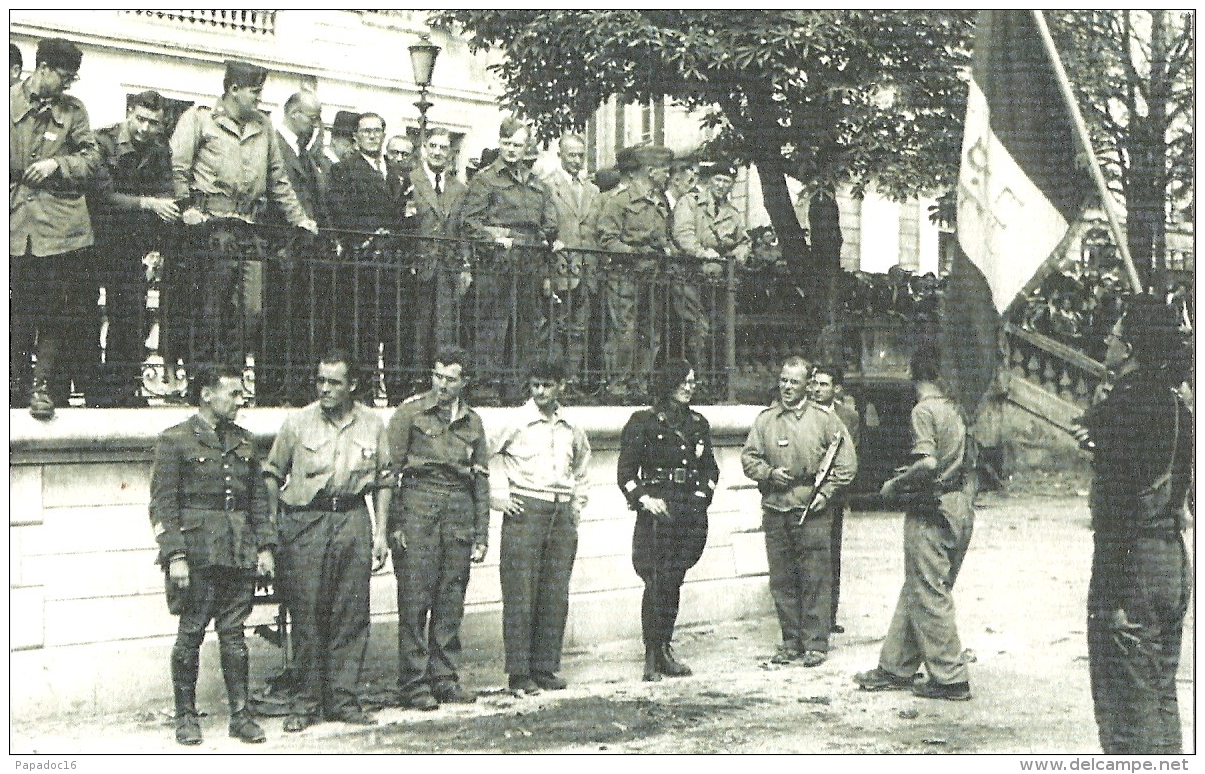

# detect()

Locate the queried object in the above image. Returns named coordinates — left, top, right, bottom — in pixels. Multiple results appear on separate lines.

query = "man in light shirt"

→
left=491, top=359, right=591, bottom=695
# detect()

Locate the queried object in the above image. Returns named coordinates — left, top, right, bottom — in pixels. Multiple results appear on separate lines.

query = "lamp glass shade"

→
left=408, top=38, right=441, bottom=88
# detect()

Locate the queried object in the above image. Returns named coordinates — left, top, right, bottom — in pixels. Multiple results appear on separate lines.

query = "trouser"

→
left=169, top=565, right=256, bottom=716
left=411, top=267, right=462, bottom=392
left=500, top=494, right=578, bottom=676
left=276, top=507, right=372, bottom=717
left=534, top=280, right=593, bottom=382
left=762, top=507, right=833, bottom=653
left=9, top=250, right=100, bottom=406
left=831, top=501, right=848, bottom=625
left=878, top=491, right=975, bottom=685
left=391, top=484, right=476, bottom=697
left=1088, top=535, right=1189, bottom=754
left=669, top=282, right=710, bottom=371
left=602, top=275, right=654, bottom=390
left=96, top=240, right=149, bottom=405
left=631, top=497, right=709, bottom=647
left=259, top=243, right=325, bottom=406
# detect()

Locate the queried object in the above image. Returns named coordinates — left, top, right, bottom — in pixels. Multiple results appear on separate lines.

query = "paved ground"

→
left=11, top=493, right=1194, bottom=756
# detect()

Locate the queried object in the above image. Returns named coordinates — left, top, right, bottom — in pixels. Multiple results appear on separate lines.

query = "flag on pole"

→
left=942, top=10, right=1094, bottom=417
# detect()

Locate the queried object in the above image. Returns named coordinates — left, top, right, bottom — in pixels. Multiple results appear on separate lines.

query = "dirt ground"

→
left=11, top=493, right=1195, bottom=756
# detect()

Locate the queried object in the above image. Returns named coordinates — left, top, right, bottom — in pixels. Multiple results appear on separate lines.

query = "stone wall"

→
left=10, top=405, right=772, bottom=720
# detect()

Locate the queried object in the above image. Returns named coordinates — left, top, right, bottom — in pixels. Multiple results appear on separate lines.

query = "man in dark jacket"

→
left=10, top=37, right=101, bottom=419
left=150, top=365, right=275, bottom=745
left=1073, top=296, right=1193, bottom=754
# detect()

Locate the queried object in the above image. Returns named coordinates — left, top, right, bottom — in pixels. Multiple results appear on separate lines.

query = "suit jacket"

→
left=541, top=168, right=600, bottom=249
left=272, top=129, right=330, bottom=227
left=329, top=152, right=407, bottom=233
left=408, top=164, right=467, bottom=239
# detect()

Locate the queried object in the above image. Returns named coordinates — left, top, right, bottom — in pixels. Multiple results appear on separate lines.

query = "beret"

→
left=224, top=59, right=267, bottom=88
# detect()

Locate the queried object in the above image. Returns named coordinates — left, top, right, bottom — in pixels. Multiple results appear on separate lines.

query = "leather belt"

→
left=402, top=476, right=470, bottom=493
left=511, top=487, right=574, bottom=504
left=194, top=192, right=264, bottom=220
left=189, top=495, right=250, bottom=511
left=298, top=492, right=367, bottom=513
left=646, top=466, right=693, bottom=485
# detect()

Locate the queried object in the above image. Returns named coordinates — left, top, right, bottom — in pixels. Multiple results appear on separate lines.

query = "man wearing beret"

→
left=10, top=37, right=102, bottom=420
left=168, top=60, right=316, bottom=380
left=671, top=161, right=750, bottom=372
left=595, top=144, right=674, bottom=399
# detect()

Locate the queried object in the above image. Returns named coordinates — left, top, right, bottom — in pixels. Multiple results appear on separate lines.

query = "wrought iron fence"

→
left=125, top=223, right=738, bottom=407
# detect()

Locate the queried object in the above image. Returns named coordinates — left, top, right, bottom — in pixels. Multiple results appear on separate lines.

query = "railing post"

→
left=725, top=258, right=737, bottom=403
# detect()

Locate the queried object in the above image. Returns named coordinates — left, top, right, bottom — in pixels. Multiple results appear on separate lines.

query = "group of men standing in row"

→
left=10, top=39, right=753, bottom=419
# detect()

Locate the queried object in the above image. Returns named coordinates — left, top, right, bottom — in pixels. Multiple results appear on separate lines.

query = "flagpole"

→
left=1031, top=10, right=1145, bottom=295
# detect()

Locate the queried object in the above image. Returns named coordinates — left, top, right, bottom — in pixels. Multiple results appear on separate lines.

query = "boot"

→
left=171, top=648, right=202, bottom=745
left=28, top=378, right=54, bottom=421
left=221, top=644, right=264, bottom=742
left=642, top=645, right=663, bottom=682
left=658, top=643, right=692, bottom=677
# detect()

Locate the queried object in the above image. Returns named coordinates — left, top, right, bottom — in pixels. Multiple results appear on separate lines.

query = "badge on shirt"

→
left=361, top=446, right=374, bottom=460
left=695, top=440, right=705, bottom=458
left=43, top=131, right=58, bottom=142
left=778, top=439, right=789, bottom=447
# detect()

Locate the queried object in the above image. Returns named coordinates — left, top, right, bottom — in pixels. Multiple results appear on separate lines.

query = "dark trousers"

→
left=10, top=251, right=100, bottom=406
left=391, top=484, right=476, bottom=697
left=831, top=501, right=848, bottom=625
left=259, top=246, right=319, bottom=406
left=500, top=494, right=578, bottom=676
left=1088, top=536, right=1189, bottom=754
left=762, top=507, right=833, bottom=653
left=276, top=507, right=372, bottom=717
left=170, top=565, right=256, bottom=714
left=631, top=499, right=708, bottom=647
left=878, top=492, right=974, bottom=685
left=97, top=241, right=148, bottom=405
left=411, top=268, right=462, bottom=392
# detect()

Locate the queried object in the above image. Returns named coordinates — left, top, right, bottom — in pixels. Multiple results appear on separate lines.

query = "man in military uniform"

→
left=742, top=356, right=856, bottom=667
left=263, top=351, right=390, bottom=731
left=168, top=60, right=317, bottom=372
left=150, top=365, right=275, bottom=746
left=617, top=359, right=719, bottom=681
left=1073, top=297, right=1192, bottom=754
left=384, top=346, right=490, bottom=709
left=855, top=344, right=976, bottom=701
left=10, top=37, right=101, bottom=419
left=814, top=365, right=861, bottom=634
left=595, top=145, right=674, bottom=398
left=91, top=89, right=178, bottom=406
left=458, top=117, right=560, bottom=399
left=672, top=161, right=750, bottom=373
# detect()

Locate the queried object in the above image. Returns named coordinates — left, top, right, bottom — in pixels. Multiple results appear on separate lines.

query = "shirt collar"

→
left=276, top=120, right=311, bottom=156
left=418, top=390, right=466, bottom=423
left=11, top=81, right=57, bottom=124
left=519, top=398, right=567, bottom=427
left=775, top=397, right=810, bottom=416
left=423, top=161, right=445, bottom=187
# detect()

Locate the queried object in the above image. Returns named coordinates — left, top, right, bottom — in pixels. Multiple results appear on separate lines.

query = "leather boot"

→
left=221, top=644, right=265, bottom=743
left=642, top=645, right=663, bottom=682
left=658, top=643, right=692, bottom=677
left=171, top=647, right=202, bottom=745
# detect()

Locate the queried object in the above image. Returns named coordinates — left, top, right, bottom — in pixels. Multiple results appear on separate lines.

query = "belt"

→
left=937, top=476, right=966, bottom=494
left=402, top=476, right=471, bottom=494
left=296, top=492, right=367, bottom=513
left=194, top=192, right=264, bottom=220
left=188, top=495, right=251, bottom=511
left=645, top=467, right=696, bottom=485
left=511, top=487, right=575, bottom=504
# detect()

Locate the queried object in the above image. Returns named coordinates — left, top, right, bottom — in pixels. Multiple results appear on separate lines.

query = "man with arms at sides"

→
left=491, top=360, right=591, bottom=695
left=150, top=365, right=274, bottom=745
left=263, top=351, right=390, bottom=731
left=742, top=356, right=856, bottom=667
left=384, top=347, right=490, bottom=710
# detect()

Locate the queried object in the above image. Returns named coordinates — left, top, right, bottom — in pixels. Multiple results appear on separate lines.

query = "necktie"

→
left=434, top=172, right=443, bottom=196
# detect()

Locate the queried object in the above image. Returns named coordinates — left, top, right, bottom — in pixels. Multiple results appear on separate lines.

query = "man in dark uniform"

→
left=1073, top=296, right=1192, bottom=754
left=458, top=116, right=560, bottom=399
left=617, top=359, right=719, bottom=681
left=596, top=145, right=674, bottom=398
left=263, top=351, right=390, bottom=731
left=149, top=365, right=274, bottom=746
left=10, top=37, right=101, bottom=419
left=91, top=89, right=178, bottom=406
left=384, top=346, right=490, bottom=709
left=855, top=344, right=976, bottom=701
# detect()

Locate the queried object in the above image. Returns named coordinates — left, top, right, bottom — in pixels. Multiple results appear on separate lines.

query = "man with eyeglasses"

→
left=90, top=89, right=178, bottom=407
left=329, top=112, right=409, bottom=233
left=384, top=347, right=490, bottom=710
left=385, top=135, right=414, bottom=169
left=10, top=37, right=101, bottom=420
left=263, top=350, right=390, bottom=732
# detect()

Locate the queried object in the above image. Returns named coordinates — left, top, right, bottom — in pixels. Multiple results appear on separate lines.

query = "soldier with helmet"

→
left=617, top=359, right=719, bottom=681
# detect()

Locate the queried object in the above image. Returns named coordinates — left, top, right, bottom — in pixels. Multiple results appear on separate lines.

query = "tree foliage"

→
left=431, top=10, right=974, bottom=248
left=1047, top=10, right=1194, bottom=286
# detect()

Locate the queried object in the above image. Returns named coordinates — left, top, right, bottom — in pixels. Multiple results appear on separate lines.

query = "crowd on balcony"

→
left=10, top=40, right=801, bottom=419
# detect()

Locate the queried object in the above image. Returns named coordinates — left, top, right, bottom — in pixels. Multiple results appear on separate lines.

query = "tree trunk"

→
left=1124, top=10, right=1169, bottom=294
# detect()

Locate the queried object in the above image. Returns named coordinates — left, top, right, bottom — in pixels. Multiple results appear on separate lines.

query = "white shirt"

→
left=490, top=399, right=591, bottom=508
left=274, top=120, right=313, bottom=158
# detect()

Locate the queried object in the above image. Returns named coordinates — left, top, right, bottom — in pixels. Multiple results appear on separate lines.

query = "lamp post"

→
left=408, top=33, right=441, bottom=146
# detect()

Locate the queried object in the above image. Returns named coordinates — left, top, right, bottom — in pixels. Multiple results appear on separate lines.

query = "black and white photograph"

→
left=8, top=9, right=1194, bottom=766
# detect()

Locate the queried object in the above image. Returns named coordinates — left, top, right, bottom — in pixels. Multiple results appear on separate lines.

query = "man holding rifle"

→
left=742, top=356, right=856, bottom=667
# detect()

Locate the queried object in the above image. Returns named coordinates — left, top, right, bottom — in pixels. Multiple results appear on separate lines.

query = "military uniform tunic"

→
left=617, top=404, right=719, bottom=647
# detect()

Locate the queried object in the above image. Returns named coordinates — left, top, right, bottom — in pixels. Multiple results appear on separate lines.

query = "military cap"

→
left=594, top=167, right=621, bottom=193
left=701, top=160, right=736, bottom=178
left=224, top=59, right=268, bottom=88
left=615, top=146, right=641, bottom=174
left=331, top=110, right=360, bottom=138
left=633, top=144, right=674, bottom=168
left=35, top=38, right=82, bottom=73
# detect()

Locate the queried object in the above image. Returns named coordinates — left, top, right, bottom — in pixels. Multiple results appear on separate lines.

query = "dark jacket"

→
left=271, top=129, right=330, bottom=227
left=617, top=404, right=720, bottom=510
left=149, top=414, right=273, bottom=570
left=458, top=158, right=558, bottom=246
left=89, top=121, right=173, bottom=242
left=329, top=152, right=407, bottom=233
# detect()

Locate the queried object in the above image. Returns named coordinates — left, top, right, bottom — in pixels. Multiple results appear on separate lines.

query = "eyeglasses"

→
left=358, top=127, right=385, bottom=136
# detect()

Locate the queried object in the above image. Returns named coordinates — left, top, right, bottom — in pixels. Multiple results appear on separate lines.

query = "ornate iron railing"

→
left=128, top=10, right=277, bottom=36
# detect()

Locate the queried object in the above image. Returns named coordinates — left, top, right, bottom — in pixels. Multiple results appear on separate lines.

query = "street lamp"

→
left=408, top=33, right=441, bottom=145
